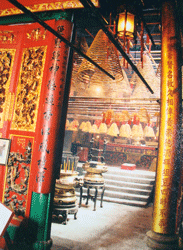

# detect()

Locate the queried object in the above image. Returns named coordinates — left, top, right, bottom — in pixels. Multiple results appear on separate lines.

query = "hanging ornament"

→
left=106, top=109, right=114, bottom=125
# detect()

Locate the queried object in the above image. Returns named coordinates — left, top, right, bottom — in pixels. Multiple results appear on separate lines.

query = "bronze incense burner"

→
left=53, top=170, right=80, bottom=224
left=82, top=161, right=108, bottom=184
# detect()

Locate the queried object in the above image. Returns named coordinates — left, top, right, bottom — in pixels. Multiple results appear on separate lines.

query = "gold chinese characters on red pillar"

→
left=152, top=1, right=182, bottom=234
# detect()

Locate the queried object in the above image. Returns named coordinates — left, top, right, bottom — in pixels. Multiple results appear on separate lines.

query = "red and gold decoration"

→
left=0, top=0, right=99, bottom=17
left=104, top=142, right=157, bottom=168
left=31, top=19, right=72, bottom=194
left=3, top=135, right=33, bottom=219
left=0, top=18, right=72, bottom=224
left=11, top=46, right=47, bottom=131
left=0, top=49, right=16, bottom=128
left=0, top=0, right=100, bottom=248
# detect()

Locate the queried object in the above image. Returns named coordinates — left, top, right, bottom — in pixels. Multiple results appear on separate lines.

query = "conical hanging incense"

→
left=156, top=61, right=161, bottom=78
left=70, top=36, right=89, bottom=96
left=130, top=53, right=160, bottom=100
left=73, top=29, right=131, bottom=98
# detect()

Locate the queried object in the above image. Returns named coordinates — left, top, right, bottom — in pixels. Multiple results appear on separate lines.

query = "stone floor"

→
left=51, top=200, right=153, bottom=250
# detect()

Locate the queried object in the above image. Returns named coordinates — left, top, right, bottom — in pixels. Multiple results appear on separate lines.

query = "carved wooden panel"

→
left=0, top=49, right=16, bottom=128
left=11, top=46, right=47, bottom=131
left=0, top=0, right=99, bottom=17
left=3, top=135, right=33, bottom=218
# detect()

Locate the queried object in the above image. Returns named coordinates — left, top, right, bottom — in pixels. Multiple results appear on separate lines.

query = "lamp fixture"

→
left=117, top=11, right=135, bottom=40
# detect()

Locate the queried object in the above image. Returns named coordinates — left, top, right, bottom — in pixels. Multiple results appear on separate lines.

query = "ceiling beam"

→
left=79, top=0, right=154, bottom=94
left=6, top=0, right=115, bottom=81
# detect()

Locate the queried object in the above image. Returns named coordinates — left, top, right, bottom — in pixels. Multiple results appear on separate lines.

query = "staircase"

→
left=76, top=164, right=156, bottom=207
left=103, top=167, right=156, bottom=207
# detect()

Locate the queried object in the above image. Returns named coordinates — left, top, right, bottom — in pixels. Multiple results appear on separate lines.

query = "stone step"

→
left=105, top=184, right=152, bottom=195
left=75, top=165, right=155, bottom=207
left=103, top=168, right=156, bottom=180
left=104, top=179, right=154, bottom=190
left=104, top=174, right=155, bottom=185
left=102, top=196, right=148, bottom=207
left=103, top=189, right=149, bottom=202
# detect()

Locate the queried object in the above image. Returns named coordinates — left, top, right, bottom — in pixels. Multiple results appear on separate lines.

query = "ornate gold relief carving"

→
left=27, top=28, right=47, bottom=41
left=4, top=92, right=15, bottom=122
left=3, top=140, right=32, bottom=217
left=0, top=49, right=16, bottom=128
left=11, top=46, right=47, bottom=132
left=0, top=31, right=16, bottom=44
left=0, top=0, right=99, bottom=17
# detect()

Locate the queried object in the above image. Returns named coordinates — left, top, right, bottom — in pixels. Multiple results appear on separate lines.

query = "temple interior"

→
left=0, top=0, right=183, bottom=250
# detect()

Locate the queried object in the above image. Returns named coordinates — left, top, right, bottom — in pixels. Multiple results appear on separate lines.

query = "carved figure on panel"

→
left=4, top=141, right=32, bottom=217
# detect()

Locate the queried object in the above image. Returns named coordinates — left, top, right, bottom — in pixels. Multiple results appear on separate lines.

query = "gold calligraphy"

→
left=157, top=40, right=175, bottom=231
left=27, top=28, right=47, bottom=41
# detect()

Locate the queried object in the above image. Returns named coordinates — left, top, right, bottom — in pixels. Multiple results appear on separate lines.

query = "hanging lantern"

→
left=117, top=11, right=135, bottom=39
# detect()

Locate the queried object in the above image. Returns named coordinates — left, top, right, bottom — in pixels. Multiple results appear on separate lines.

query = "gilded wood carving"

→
left=11, top=46, right=47, bottom=131
left=3, top=140, right=32, bottom=217
left=0, top=49, right=16, bottom=128
left=0, top=0, right=99, bottom=17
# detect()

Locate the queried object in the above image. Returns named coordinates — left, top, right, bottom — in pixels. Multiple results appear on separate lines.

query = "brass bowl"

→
left=86, top=166, right=108, bottom=174
left=83, top=162, right=108, bottom=174
left=55, top=183, right=75, bottom=193
left=57, top=170, right=79, bottom=186
left=84, top=173, right=104, bottom=183
left=54, top=183, right=77, bottom=204
left=54, top=196, right=77, bottom=204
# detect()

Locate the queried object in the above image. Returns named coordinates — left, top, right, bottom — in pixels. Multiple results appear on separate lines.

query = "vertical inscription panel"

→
left=152, top=1, right=182, bottom=235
